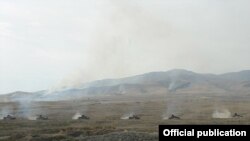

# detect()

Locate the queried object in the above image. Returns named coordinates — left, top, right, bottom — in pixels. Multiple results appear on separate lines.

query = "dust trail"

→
left=121, top=102, right=143, bottom=120
left=211, top=95, right=232, bottom=119
left=162, top=93, right=185, bottom=119
left=27, top=116, right=37, bottom=120
left=71, top=100, right=89, bottom=120
left=8, top=96, right=43, bottom=120
left=17, top=100, right=32, bottom=119
left=121, top=112, right=135, bottom=120
left=15, top=98, right=42, bottom=120
left=72, top=112, right=82, bottom=120
left=212, top=109, right=231, bottom=119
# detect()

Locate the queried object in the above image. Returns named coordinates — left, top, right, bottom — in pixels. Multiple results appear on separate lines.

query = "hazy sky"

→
left=1, top=0, right=250, bottom=94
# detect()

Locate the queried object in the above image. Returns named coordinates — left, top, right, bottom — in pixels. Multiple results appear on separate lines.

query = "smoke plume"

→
left=121, top=101, right=142, bottom=120
left=212, top=109, right=231, bottom=119
left=162, top=99, right=183, bottom=120
left=51, top=0, right=173, bottom=91
left=72, top=112, right=82, bottom=120
left=0, top=106, right=13, bottom=119
left=121, top=112, right=135, bottom=120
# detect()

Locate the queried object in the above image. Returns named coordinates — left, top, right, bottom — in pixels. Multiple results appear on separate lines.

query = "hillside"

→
left=1, top=69, right=250, bottom=101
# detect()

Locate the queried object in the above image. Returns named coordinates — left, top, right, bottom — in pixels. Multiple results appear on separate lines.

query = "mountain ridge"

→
left=1, top=69, right=250, bottom=101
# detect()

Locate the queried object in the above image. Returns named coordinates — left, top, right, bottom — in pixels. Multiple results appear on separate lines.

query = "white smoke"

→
left=0, top=99, right=39, bottom=120
left=161, top=114, right=168, bottom=120
left=121, top=112, right=134, bottom=120
left=163, top=70, right=190, bottom=119
left=27, top=116, right=37, bottom=120
left=162, top=113, right=171, bottom=120
left=16, top=98, right=39, bottom=120
left=212, top=109, right=231, bottom=119
left=168, top=82, right=176, bottom=92
left=121, top=101, right=142, bottom=120
left=71, top=100, right=89, bottom=120
left=164, top=100, right=179, bottom=117
left=49, top=0, right=175, bottom=91
left=0, top=106, right=13, bottom=120
left=72, top=112, right=82, bottom=120
left=163, top=92, right=185, bottom=120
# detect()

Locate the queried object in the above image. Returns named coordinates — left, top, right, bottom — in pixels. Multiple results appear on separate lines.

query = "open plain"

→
left=0, top=92, right=249, bottom=141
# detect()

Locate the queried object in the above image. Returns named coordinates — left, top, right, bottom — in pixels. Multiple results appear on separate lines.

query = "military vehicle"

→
left=36, top=115, right=48, bottom=120
left=232, top=113, right=243, bottom=118
left=168, top=114, right=181, bottom=120
left=78, top=115, right=90, bottom=120
left=3, top=115, right=16, bottom=120
left=128, top=114, right=140, bottom=120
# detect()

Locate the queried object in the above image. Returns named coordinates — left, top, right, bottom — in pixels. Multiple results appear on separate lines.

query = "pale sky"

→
left=1, top=0, right=250, bottom=94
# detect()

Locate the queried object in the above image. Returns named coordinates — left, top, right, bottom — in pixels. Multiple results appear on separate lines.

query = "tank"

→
left=232, top=113, right=243, bottom=118
left=78, top=115, right=90, bottom=120
left=128, top=114, right=140, bottom=120
left=3, top=115, right=16, bottom=120
left=36, top=115, right=48, bottom=120
left=168, top=114, right=180, bottom=120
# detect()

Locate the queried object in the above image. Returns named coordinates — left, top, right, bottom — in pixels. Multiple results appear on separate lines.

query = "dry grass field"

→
left=0, top=93, right=249, bottom=141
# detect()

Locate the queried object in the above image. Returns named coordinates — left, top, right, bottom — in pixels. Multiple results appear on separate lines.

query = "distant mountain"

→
left=1, top=69, right=250, bottom=101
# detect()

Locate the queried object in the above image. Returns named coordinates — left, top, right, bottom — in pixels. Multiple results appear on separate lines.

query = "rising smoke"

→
left=0, top=106, right=13, bottom=119
left=162, top=71, right=188, bottom=119
left=121, top=102, right=142, bottom=120
left=71, top=99, right=89, bottom=120
left=162, top=93, right=185, bottom=119
left=50, top=0, right=174, bottom=91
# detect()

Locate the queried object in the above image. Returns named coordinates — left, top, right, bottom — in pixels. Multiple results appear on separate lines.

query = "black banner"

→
left=159, top=125, right=249, bottom=141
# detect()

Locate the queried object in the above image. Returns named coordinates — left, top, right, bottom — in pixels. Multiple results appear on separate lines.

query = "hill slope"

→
left=1, top=69, right=250, bottom=101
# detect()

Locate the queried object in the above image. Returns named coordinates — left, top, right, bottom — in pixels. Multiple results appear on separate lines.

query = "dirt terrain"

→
left=0, top=93, right=249, bottom=141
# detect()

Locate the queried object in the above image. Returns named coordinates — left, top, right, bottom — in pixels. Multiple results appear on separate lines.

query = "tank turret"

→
left=78, top=115, right=90, bottom=120
left=3, top=115, right=16, bottom=120
left=36, top=115, right=48, bottom=120
left=168, top=114, right=180, bottom=120
left=232, top=113, right=243, bottom=118
left=128, top=114, right=140, bottom=120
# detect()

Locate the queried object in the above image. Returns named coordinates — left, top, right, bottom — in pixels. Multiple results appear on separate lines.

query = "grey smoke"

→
left=1, top=0, right=250, bottom=94
left=121, top=102, right=142, bottom=120
left=163, top=71, right=190, bottom=119
left=49, top=0, right=193, bottom=90
left=0, top=106, right=13, bottom=119
left=49, top=0, right=250, bottom=91
left=17, top=100, right=35, bottom=119
left=71, top=99, right=89, bottom=120
left=10, top=96, right=42, bottom=120
left=162, top=93, right=185, bottom=119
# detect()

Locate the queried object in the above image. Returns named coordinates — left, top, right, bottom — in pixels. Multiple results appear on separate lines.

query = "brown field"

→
left=0, top=93, right=249, bottom=141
